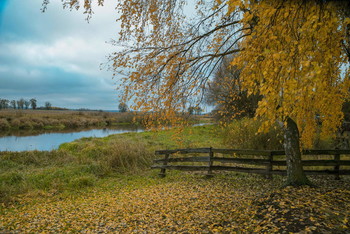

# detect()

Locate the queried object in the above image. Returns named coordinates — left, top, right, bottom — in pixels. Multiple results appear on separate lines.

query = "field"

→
left=0, top=109, right=140, bottom=131
left=0, top=124, right=349, bottom=232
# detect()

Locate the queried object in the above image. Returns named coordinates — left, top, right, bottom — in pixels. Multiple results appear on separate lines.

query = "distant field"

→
left=0, top=109, right=141, bottom=130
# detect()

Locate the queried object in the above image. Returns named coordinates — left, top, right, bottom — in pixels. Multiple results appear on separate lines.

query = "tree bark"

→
left=283, top=117, right=312, bottom=186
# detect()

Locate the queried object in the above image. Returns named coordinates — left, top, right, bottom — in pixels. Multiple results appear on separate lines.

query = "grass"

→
left=0, top=125, right=219, bottom=202
left=0, top=121, right=349, bottom=232
left=0, top=109, right=140, bottom=131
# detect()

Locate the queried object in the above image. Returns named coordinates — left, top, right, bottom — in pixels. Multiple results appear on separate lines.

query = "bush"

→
left=10, top=119, right=21, bottom=129
left=0, top=119, right=10, bottom=130
left=19, top=120, right=33, bottom=129
left=105, top=140, right=154, bottom=172
left=222, top=118, right=284, bottom=150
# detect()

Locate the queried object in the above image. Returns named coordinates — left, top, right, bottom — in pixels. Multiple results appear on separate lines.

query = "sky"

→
left=0, top=0, right=122, bottom=110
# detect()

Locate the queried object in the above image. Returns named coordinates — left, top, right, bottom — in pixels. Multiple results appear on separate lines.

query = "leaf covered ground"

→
left=1, top=173, right=349, bottom=233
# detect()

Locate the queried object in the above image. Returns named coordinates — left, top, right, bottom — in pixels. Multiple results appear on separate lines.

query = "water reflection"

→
left=0, top=126, right=143, bottom=152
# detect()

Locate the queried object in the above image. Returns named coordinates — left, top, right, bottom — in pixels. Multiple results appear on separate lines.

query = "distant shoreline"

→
left=0, top=109, right=141, bottom=131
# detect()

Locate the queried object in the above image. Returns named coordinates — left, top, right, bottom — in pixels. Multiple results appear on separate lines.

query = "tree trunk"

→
left=283, top=117, right=312, bottom=186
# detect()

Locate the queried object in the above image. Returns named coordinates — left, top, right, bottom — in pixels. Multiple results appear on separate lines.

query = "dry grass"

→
left=0, top=109, right=140, bottom=130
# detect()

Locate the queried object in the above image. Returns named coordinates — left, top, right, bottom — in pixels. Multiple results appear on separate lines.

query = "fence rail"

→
left=151, top=148, right=350, bottom=179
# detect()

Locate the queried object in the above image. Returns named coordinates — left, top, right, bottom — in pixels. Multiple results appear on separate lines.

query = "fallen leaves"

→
left=0, top=174, right=349, bottom=233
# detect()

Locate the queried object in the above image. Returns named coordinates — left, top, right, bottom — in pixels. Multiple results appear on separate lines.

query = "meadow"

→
left=0, top=109, right=140, bottom=131
left=0, top=121, right=349, bottom=232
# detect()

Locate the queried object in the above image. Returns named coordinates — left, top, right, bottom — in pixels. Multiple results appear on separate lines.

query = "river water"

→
left=0, top=126, right=143, bottom=152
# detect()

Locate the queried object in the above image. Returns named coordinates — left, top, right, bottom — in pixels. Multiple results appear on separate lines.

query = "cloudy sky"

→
left=0, top=0, right=122, bottom=110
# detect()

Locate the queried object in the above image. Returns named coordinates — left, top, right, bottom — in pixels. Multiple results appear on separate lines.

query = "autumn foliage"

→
left=42, top=0, right=350, bottom=148
left=42, top=0, right=350, bottom=186
left=228, top=0, right=350, bottom=148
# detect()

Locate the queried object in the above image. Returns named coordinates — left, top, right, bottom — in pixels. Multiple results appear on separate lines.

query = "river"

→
left=0, top=126, right=143, bottom=152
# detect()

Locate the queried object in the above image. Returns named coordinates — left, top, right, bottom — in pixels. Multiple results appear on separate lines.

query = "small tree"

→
left=30, top=98, right=37, bottom=110
left=118, top=102, right=128, bottom=112
left=206, top=56, right=261, bottom=122
left=194, top=107, right=203, bottom=115
left=0, top=99, right=9, bottom=109
left=24, top=100, right=30, bottom=109
left=188, top=106, right=203, bottom=115
left=188, top=107, right=195, bottom=115
left=10, top=100, right=16, bottom=109
left=45, top=102, right=52, bottom=110
left=17, top=99, right=25, bottom=109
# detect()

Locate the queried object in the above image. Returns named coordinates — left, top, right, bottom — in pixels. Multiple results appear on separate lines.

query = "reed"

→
left=0, top=109, right=140, bottom=130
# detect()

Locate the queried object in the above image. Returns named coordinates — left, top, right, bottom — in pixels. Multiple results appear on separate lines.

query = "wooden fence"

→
left=151, top=148, right=350, bottom=179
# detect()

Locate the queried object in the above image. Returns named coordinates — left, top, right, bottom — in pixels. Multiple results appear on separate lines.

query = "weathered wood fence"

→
left=151, top=148, right=350, bottom=179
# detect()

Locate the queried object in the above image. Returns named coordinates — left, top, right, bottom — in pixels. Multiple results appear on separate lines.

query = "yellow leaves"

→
left=233, top=0, right=350, bottom=147
left=345, top=18, right=350, bottom=25
left=243, top=11, right=253, bottom=21
left=272, top=53, right=281, bottom=60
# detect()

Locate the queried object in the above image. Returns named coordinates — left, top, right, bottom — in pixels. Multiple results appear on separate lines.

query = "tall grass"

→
left=0, top=124, right=221, bottom=202
left=0, top=109, right=140, bottom=131
left=221, top=118, right=284, bottom=150
left=0, top=137, right=155, bottom=202
left=221, top=118, right=335, bottom=150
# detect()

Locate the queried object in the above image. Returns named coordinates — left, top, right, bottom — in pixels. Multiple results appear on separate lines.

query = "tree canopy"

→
left=231, top=0, right=350, bottom=148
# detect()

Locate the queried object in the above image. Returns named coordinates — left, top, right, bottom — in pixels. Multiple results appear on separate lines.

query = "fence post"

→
left=206, top=147, right=214, bottom=178
left=159, top=153, right=170, bottom=178
left=266, top=152, right=273, bottom=179
left=334, top=153, right=340, bottom=180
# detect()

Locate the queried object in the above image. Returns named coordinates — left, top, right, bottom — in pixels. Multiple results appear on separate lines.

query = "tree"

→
left=195, top=107, right=203, bottom=115
left=30, top=98, right=37, bottom=110
left=24, top=100, right=30, bottom=109
left=46, top=0, right=350, bottom=186
left=118, top=102, right=128, bottom=112
left=0, top=99, right=9, bottom=109
left=45, top=102, right=52, bottom=110
left=205, top=55, right=261, bottom=122
left=17, top=98, right=25, bottom=109
left=230, top=1, right=350, bottom=186
left=188, top=106, right=203, bottom=115
left=10, top=100, right=16, bottom=109
left=188, top=107, right=195, bottom=115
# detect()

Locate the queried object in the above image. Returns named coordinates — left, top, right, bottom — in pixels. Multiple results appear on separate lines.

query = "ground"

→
left=1, top=172, right=349, bottom=233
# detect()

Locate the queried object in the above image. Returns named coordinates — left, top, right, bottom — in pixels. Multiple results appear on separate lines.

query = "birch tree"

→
left=44, top=0, right=350, bottom=186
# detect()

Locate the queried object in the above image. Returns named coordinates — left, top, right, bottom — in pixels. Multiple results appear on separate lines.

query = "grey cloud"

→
left=0, top=0, right=122, bottom=110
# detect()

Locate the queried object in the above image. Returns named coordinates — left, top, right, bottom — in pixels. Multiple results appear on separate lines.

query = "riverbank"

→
left=0, top=125, right=219, bottom=201
left=0, top=109, right=141, bottom=131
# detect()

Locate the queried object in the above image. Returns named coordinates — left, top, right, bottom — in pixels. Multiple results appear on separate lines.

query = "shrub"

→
left=10, top=119, right=21, bottom=129
left=0, top=119, right=10, bottom=130
left=19, top=119, right=33, bottom=129
left=70, top=139, right=155, bottom=173
left=222, top=118, right=284, bottom=150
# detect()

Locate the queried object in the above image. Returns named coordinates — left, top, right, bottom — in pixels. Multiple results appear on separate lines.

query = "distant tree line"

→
left=188, top=106, right=203, bottom=115
left=118, top=103, right=128, bottom=112
left=0, top=98, right=52, bottom=110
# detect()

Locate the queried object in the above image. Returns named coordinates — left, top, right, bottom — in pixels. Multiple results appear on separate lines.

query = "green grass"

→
left=0, top=125, right=221, bottom=202
left=0, top=120, right=345, bottom=203
left=0, top=122, right=349, bottom=233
